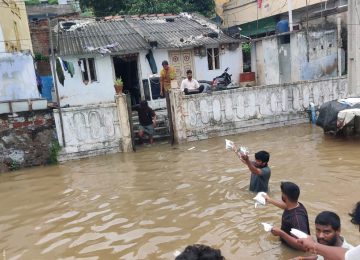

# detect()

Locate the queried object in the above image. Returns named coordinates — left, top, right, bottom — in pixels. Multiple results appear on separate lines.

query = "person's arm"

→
left=298, top=237, right=346, bottom=260
left=194, top=79, right=200, bottom=89
left=180, top=79, right=185, bottom=92
left=240, top=154, right=262, bottom=175
left=151, top=110, right=156, bottom=127
left=264, top=194, right=287, bottom=209
left=160, top=70, right=165, bottom=96
left=290, top=256, right=317, bottom=260
left=271, top=227, right=306, bottom=251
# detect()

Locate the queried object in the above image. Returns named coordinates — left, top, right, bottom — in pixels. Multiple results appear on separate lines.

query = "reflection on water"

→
left=0, top=124, right=360, bottom=259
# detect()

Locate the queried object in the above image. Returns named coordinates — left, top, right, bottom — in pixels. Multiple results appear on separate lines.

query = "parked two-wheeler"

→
left=212, top=67, right=232, bottom=90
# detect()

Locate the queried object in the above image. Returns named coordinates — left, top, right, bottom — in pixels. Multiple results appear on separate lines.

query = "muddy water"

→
left=1, top=124, right=360, bottom=260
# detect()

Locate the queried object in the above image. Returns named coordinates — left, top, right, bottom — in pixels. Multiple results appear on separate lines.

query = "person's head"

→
left=254, top=151, right=269, bottom=168
left=186, top=69, right=193, bottom=80
left=162, top=60, right=169, bottom=70
left=280, top=181, right=300, bottom=204
left=175, top=244, right=224, bottom=260
left=140, top=100, right=148, bottom=108
left=315, top=211, right=341, bottom=246
left=349, top=201, right=360, bottom=232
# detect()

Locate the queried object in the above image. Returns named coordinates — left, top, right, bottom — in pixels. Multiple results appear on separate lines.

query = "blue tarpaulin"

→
left=40, top=76, right=53, bottom=102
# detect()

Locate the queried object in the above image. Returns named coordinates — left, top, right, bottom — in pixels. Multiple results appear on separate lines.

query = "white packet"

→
left=253, top=192, right=267, bottom=208
left=225, top=139, right=234, bottom=150
left=261, top=222, right=273, bottom=232
left=290, top=228, right=308, bottom=239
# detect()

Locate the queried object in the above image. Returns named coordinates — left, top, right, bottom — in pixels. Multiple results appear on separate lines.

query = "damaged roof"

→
left=56, top=13, right=239, bottom=56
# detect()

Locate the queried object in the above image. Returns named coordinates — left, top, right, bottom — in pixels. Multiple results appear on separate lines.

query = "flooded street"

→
left=0, top=123, right=360, bottom=260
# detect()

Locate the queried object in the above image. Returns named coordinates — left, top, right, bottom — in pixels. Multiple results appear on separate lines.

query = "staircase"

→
left=131, top=108, right=170, bottom=144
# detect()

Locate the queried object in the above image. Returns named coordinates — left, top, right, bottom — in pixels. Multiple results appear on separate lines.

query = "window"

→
left=79, top=58, right=97, bottom=83
left=207, top=48, right=220, bottom=70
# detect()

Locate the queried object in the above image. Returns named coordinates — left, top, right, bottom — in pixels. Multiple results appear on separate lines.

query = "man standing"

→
left=132, top=100, right=156, bottom=144
left=180, top=69, right=204, bottom=95
left=265, top=182, right=310, bottom=250
left=233, top=147, right=271, bottom=192
left=292, top=211, right=353, bottom=260
left=160, top=60, right=176, bottom=97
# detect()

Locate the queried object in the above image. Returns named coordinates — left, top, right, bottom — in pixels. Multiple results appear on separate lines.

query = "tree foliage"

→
left=79, top=0, right=215, bottom=17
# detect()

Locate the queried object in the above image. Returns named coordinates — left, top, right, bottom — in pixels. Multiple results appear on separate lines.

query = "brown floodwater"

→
left=1, top=124, right=360, bottom=260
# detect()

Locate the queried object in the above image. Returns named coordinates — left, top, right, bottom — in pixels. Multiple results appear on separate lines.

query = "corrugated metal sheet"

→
left=56, top=14, right=239, bottom=56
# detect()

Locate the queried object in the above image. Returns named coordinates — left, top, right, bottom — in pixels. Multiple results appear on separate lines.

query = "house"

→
left=53, top=13, right=242, bottom=109
left=222, top=0, right=348, bottom=85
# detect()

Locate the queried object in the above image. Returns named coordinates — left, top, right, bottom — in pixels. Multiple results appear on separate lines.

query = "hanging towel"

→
left=62, top=59, right=69, bottom=71
left=56, top=57, right=65, bottom=86
left=80, top=60, right=85, bottom=72
left=66, top=61, right=75, bottom=78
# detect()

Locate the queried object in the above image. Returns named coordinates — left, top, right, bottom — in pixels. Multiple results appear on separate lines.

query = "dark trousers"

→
left=184, top=85, right=204, bottom=95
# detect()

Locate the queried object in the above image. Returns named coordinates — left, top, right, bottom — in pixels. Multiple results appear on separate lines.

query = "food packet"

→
left=253, top=192, right=267, bottom=208
left=225, top=139, right=249, bottom=156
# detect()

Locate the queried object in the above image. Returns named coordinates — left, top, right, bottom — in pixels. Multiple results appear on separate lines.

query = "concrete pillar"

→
left=115, top=94, right=133, bottom=152
left=348, top=0, right=360, bottom=96
left=168, top=89, right=187, bottom=143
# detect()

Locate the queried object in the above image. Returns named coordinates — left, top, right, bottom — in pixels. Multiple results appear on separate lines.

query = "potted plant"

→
left=114, top=77, right=123, bottom=94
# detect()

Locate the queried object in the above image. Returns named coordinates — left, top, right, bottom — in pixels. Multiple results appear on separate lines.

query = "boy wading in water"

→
left=233, top=146, right=271, bottom=192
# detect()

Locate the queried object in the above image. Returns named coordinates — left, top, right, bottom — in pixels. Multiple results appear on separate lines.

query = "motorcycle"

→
left=212, top=67, right=232, bottom=90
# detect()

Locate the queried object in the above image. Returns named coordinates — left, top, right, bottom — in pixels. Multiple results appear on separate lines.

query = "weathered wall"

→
left=0, top=1, right=33, bottom=52
left=170, top=77, right=348, bottom=142
left=139, top=46, right=242, bottom=83
left=0, top=109, right=55, bottom=173
left=254, top=30, right=339, bottom=86
left=0, top=53, right=40, bottom=101
left=55, top=55, right=116, bottom=106
left=53, top=103, right=123, bottom=161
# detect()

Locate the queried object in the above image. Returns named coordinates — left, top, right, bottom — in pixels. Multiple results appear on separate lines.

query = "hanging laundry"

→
left=56, top=57, right=65, bottom=86
left=61, top=59, right=69, bottom=71
left=67, top=61, right=75, bottom=78
left=80, top=59, right=85, bottom=72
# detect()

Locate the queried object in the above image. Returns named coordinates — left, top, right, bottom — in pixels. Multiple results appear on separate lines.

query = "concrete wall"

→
left=0, top=1, right=33, bottom=52
left=0, top=53, right=40, bottom=101
left=53, top=102, right=123, bottom=161
left=0, top=109, right=55, bottom=173
left=169, top=77, right=348, bottom=142
left=253, top=30, right=339, bottom=85
left=223, top=0, right=327, bottom=27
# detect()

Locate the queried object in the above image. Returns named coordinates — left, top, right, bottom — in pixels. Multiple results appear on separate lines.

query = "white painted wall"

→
left=139, top=47, right=242, bottom=82
left=0, top=53, right=39, bottom=101
left=55, top=55, right=116, bottom=106
left=170, top=77, right=348, bottom=142
left=193, top=46, right=242, bottom=82
left=139, top=49, right=169, bottom=79
left=263, top=38, right=280, bottom=85
left=54, top=103, right=122, bottom=160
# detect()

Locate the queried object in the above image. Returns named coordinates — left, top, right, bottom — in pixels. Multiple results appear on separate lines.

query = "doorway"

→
left=112, top=54, right=141, bottom=105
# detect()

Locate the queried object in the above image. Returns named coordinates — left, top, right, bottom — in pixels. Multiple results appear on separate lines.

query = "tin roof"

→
left=55, top=13, right=239, bottom=56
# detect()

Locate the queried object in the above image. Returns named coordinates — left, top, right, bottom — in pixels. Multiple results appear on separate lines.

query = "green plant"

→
left=114, top=77, right=123, bottom=85
left=49, top=141, right=61, bottom=165
left=9, top=160, right=20, bottom=171
left=34, top=52, right=49, bottom=61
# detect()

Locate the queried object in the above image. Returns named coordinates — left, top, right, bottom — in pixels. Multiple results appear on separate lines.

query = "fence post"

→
left=115, top=94, right=134, bottom=152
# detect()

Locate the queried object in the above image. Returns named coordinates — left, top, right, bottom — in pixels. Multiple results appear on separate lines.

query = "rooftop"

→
left=55, top=13, right=240, bottom=56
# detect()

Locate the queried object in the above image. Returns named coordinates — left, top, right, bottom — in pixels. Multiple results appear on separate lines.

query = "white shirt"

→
left=318, top=236, right=354, bottom=260
left=345, top=245, right=360, bottom=260
left=180, top=78, right=200, bottom=91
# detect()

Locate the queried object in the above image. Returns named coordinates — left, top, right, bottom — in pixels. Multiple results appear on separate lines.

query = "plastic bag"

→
left=253, top=192, right=267, bottom=208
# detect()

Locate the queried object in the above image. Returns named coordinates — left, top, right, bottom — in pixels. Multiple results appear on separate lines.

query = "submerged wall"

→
left=170, top=76, right=348, bottom=142
left=53, top=95, right=133, bottom=161
left=0, top=109, right=55, bottom=173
